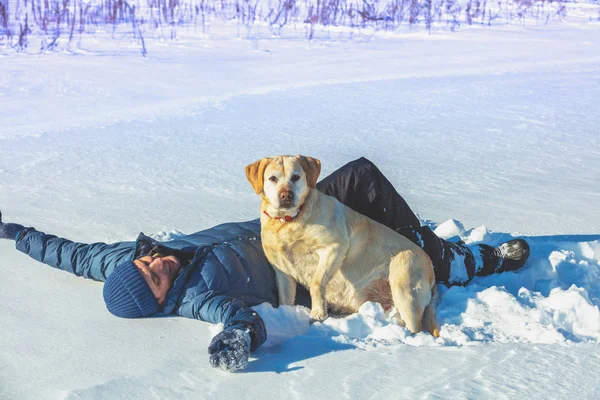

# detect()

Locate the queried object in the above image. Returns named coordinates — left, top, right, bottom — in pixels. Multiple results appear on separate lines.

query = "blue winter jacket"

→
left=14, top=219, right=310, bottom=351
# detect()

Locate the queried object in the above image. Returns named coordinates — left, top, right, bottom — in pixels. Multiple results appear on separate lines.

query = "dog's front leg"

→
left=310, top=244, right=347, bottom=322
left=275, top=269, right=297, bottom=306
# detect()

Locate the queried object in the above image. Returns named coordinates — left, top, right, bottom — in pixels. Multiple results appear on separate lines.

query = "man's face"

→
left=133, top=254, right=181, bottom=306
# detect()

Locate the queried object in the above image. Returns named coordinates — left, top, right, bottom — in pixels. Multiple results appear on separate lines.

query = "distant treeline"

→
left=0, top=0, right=593, bottom=53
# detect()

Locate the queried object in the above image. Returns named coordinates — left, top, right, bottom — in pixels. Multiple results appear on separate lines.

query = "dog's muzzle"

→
left=279, top=190, right=294, bottom=208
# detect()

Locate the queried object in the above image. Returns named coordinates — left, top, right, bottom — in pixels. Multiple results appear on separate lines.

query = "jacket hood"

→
left=130, top=220, right=266, bottom=315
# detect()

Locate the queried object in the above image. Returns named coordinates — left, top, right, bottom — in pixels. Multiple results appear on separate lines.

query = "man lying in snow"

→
left=0, top=158, right=529, bottom=372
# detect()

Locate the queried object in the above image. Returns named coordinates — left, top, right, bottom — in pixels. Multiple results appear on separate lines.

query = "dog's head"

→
left=246, top=155, right=321, bottom=211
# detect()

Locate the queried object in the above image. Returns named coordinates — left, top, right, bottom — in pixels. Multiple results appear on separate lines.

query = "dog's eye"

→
left=269, top=176, right=278, bottom=183
left=291, top=174, right=301, bottom=182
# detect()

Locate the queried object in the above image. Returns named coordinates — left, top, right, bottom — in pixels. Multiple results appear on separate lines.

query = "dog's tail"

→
left=422, top=284, right=439, bottom=337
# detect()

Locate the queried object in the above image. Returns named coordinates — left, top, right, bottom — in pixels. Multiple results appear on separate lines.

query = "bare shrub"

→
left=409, top=0, right=420, bottom=25
left=269, top=0, right=299, bottom=35
left=17, top=13, right=29, bottom=51
left=0, top=1, right=9, bottom=32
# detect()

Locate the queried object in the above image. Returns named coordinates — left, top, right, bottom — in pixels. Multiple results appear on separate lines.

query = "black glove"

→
left=208, top=326, right=251, bottom=372
left=0, top=211, right=25, bottom=240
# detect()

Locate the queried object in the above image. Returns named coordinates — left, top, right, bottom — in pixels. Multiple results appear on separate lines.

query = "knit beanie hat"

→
left=103, top=261, right=160, bottom=318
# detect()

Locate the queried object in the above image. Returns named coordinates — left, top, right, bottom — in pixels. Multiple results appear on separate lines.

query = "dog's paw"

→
left=310, top=309, right=328, bottom=323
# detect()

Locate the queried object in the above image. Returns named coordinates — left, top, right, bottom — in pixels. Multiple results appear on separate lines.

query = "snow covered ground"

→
left=1, top=17, right=600, bottom=400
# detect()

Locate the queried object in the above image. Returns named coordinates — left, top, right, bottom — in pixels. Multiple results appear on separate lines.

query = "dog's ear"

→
left=246, top=158, right=271, bottom=194
left=297, top=155, right=321, bottom=189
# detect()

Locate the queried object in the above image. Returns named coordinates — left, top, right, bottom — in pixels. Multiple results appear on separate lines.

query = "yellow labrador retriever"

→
left=246, top=155, right=439, bottom=336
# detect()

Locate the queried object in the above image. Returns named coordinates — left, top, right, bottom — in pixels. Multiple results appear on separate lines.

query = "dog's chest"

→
left=263, top=232, right=319, bottom=283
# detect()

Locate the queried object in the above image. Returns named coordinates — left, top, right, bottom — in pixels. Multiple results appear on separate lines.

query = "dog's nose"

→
left=280, top=190, right=293, bottom=202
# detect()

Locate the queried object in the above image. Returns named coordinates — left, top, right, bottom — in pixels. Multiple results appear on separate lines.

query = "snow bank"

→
left=253, top=224, right=600, bottom=351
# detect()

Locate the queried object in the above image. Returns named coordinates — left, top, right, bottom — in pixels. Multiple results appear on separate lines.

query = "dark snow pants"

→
left=317, top=157, right=479, bottom=287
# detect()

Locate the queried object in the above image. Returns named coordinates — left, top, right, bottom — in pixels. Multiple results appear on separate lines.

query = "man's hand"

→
left=208, top=327, right=251, bottom=372
left=0, top=211, right=25, bottom=241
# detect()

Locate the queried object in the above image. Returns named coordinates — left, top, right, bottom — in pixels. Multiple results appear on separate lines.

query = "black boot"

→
left=473, top=239, right=531, bottom=277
